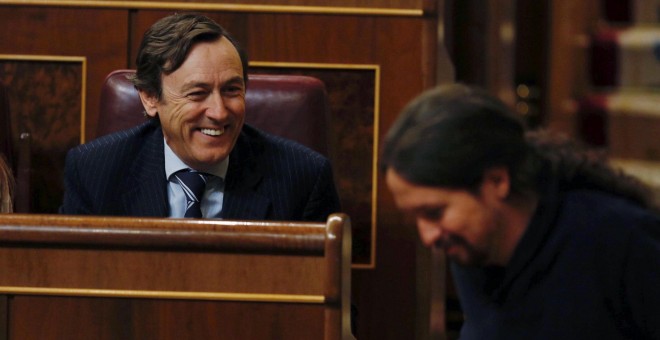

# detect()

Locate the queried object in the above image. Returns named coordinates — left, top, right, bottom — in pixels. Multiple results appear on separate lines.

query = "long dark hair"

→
left=382, top=83, right=657, bottom=210
left=526, top=130, right=657, bottom=211
left=382, top=84, right=529, bottom=191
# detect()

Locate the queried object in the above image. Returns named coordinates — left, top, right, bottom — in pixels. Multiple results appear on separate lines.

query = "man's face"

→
left=385, top=168, right=509, bottom=267
left=139, top=37, right=245, bottom=172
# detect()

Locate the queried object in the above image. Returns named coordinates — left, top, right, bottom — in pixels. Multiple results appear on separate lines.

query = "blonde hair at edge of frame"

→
left=0, top=156, right=13, bottom=213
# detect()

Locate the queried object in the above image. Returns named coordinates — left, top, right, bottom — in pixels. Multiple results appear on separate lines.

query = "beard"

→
left=435, top=233, right=489, bottom=267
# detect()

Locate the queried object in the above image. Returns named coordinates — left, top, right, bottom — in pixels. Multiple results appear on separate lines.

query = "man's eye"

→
left=187, top=91, right=207, bottom=99
left=420, top=208, right=443, bottom=221
left=223, top=86, right=244, bottom=96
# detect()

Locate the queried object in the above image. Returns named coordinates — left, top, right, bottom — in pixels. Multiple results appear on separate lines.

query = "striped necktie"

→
left=173, top=169, right=208, bottom=218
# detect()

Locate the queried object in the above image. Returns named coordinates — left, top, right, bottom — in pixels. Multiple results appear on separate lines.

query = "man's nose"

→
left=416, top=219, right=443, bottom=247
left=205, top=92, right=227, bottom=120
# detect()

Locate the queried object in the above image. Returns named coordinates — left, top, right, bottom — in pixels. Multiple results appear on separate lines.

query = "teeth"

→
left=201, top=128, right=224, bottom=136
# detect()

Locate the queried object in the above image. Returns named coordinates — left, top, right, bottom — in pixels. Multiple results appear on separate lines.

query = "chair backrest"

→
left=98, top=70, right=330, bottom=155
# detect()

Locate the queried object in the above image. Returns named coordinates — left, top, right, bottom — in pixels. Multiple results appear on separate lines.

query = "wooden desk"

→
left=0, top=213, right=352, bottom=339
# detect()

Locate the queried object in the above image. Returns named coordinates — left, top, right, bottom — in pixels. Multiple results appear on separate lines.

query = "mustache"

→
left=434, top=234, right=468, bottom=250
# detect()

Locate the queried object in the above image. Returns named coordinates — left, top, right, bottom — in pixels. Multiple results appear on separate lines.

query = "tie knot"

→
left=173, top=169, right=209, bottom=218
left=174, top=170, right=208, bottom=193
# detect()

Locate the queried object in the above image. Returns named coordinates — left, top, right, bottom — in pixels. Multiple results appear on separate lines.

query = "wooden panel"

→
left=0, top=7, right=129, bottom=139
left=0, top=248, right=325, bottom=295
left=0, top=7, right=129, bottom=212
left=0, top=4, right=438, bottom=339
left=242, top=12, right=431, bottom=267
left=0, top=57, right=83, bottom=214
left=0, top=0, right=431, bottom=12
left=0, top=214, right=332, bottom=296
left=0, top=213, right=352, bottom=339
left=9, top=297, right=325, bottom=340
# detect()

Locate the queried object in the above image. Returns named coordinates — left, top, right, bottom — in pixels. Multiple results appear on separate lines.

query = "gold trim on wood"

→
left=0, top=286, right=325, bottom=304
left=0, top=54, right=87, bottom=143
left=250, top=61, right=379, bottom=270
left=0, top=1, right=425, bottom=16
left=369, top=65, right=380, bottom=270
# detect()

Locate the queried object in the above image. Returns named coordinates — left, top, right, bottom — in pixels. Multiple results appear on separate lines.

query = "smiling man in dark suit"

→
left=60, top=13, right=340, bottom=221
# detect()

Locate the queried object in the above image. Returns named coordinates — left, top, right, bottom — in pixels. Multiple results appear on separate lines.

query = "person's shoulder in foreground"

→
left=381, top=82, right=660, bottom=340
left=453, top=186, right=660, bottom=340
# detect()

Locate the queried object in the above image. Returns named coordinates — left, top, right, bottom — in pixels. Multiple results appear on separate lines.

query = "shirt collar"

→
left=164, top=139, right=229, bottom=180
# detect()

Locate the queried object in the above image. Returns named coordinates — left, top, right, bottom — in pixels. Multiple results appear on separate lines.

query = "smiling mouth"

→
left=200, top=127, right=225, bottom=136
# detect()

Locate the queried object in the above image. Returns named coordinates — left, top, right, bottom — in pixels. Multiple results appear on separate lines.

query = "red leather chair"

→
left=97, top=70, right=330, bottom=156
left=0, top=81, right=31, bottom=212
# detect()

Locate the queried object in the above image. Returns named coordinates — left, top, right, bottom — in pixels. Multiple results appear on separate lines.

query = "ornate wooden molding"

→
left=0, top=0, right=426, bottom=16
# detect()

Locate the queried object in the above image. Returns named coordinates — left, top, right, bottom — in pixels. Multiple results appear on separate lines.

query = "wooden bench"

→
left=0, top=213, right=352, bottom=339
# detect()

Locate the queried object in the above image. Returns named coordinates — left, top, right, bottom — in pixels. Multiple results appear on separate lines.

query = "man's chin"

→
left=187, top=153, right=228, bottom=171
left=446, top=250, right=488, bottom=267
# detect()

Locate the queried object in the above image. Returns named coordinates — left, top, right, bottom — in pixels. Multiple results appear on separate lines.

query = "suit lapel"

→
left=221, top=129, right=271, bottom=219
left=120, top=126, right=169, bottom=216
left=115, top=124, right=271, bottom=219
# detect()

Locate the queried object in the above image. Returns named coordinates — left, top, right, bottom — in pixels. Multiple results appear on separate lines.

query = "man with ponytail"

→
left=382, top=84, right=659, bottom=339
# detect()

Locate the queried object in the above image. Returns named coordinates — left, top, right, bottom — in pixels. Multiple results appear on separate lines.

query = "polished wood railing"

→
left=0, top=213, right=352, bottom=339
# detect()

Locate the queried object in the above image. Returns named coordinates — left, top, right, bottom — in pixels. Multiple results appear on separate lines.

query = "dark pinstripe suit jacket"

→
left=59, top=120, right=341, bottom=222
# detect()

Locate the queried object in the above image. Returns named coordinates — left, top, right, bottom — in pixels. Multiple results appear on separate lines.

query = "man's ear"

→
left=138, top=90, right=159, bottom=118
left=483, top=166, right=511, bottom=199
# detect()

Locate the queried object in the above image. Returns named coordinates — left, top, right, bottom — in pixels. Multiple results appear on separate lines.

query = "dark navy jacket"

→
left=60, top=120, right=340, bottom=222
left=453, top=181, right=660, bottom=339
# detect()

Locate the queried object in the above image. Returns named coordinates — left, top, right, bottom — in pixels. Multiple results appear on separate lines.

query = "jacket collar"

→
left=120, top=122, right=169, bottom=216
left=220, top=125, right=271, bottom=219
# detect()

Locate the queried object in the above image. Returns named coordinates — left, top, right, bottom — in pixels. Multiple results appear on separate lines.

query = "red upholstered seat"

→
left=98, top=70, right=330, bottom=156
